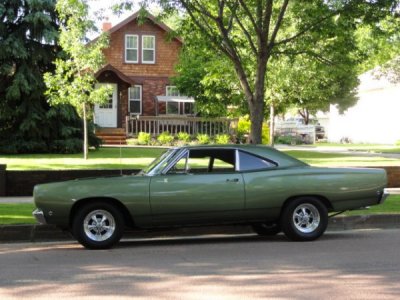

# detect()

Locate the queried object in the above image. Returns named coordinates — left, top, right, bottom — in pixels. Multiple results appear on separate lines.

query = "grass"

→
left=315, top=142, right=400, bottom=153
left=0, top=203, right=36, bottom=225
left=1, top=196, right=399, bottom=225
left=343, top=195, right=400, bottom=216
left=1, top=146, right=400, bottom=170
left=284, top=150, right=400, bottom=167
left=0, top=147, right=166, bottom=170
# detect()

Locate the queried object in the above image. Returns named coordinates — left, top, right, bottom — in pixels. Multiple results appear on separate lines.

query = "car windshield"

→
left=140, top=148, right=178, bottom=175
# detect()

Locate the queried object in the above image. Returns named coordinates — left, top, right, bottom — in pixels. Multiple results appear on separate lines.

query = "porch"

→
left=125, top=115, right=238, bottom=137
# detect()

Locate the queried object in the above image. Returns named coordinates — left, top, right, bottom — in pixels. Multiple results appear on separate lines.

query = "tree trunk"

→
left=248, top=97, right=264, bottom=144
left=269, top=102, right=275, bottom=147
left=82, top=102, right=88, bottom=160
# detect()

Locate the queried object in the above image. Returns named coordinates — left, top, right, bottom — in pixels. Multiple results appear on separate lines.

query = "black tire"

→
left=72, top=201, right=124, bottom=249
left=252, top=223, right=281, bottom=236
left=280, top=197, right=328, bottom=241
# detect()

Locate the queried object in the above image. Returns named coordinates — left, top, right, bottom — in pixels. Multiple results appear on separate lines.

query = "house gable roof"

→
left=95, top=64, right=136, bottom=85
left=106, top=10, right=182, bottom=44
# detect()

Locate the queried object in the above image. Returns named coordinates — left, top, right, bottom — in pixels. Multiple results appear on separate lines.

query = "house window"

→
left=142, top=35, right=155, bottom=64
left=160, top=86, right=194, bottom=115
left=128, top=85, right=142, bottom=115
left=184, top=102, right=194, bottom=115
left=164, top=86, right=180, bottom=114
left=166, top=86, right=180, bottom=97
left=125, top=35, right=138, bottom=63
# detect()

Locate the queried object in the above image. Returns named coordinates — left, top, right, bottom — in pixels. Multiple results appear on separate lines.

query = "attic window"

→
left=142, top=35, right=155, bottom=64
left=125, top=35, right=138, bottom=63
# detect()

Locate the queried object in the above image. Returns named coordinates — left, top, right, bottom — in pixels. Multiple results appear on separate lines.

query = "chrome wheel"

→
left=83, top=209, right=116, bottom=242
left=292, top=203, right=320, bottom=234
left=281, top=197, right=328, bottom=241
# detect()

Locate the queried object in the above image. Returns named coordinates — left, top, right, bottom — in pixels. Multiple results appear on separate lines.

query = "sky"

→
left=88, top=0, right=159, bottom=31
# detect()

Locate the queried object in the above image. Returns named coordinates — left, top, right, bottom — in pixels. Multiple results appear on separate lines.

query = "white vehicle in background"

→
left=275, top=117, right=325, bottom=144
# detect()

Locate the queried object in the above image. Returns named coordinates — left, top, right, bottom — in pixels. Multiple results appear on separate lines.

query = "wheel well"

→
left=281, top=195, right=333, bottom=216
left=69, top=197, right=135, bottom=229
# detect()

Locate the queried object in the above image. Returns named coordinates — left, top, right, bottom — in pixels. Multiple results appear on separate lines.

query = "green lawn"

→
left=285, top=150, right=400, bottom=167
left=1, top=196, right=399, bottom=225
left=0, top=147, right=166, bottom=170
left=0, top=203, right=36, bottom=225
left=1, top=146, right=400, bottom=170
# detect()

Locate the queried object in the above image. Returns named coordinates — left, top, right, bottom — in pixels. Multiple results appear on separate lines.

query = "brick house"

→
left=94, top=11, right=234, bottom=144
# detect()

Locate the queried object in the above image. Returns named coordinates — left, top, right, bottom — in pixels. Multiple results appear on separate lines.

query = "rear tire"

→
left=281, top=197, right=328, bottom=241
left=72, top=201, right=124, bottom=249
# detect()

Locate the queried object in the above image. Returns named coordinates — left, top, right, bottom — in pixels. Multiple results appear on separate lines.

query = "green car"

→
left=33, top=145, right=388, bottom=249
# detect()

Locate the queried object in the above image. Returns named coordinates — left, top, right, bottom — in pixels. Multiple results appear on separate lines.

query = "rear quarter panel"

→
left=243, top=166, right=387, bottom=221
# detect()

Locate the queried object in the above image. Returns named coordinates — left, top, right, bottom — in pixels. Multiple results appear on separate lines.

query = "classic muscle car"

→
left=33, top=145, right=388, bottom=249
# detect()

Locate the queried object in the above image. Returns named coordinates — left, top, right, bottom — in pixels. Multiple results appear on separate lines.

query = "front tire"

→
left=72, top=202, right=124, bottom=249
left=281, top=197, right=328, bottom=241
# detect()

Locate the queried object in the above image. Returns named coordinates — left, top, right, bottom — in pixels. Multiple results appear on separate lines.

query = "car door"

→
left=149, top=148, right=246, bottom=226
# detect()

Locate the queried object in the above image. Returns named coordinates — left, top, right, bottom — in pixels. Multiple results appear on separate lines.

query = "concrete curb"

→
left=1, top=214, right=399, bottom=243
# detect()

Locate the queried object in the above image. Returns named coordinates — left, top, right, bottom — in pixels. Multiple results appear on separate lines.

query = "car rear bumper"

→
left=32, top=209, right=47, bottom=225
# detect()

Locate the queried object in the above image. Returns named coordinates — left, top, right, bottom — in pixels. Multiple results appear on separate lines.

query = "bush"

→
left=137, top=132, right=151, bottom=145
left=177, top=132, right=191, bottom=144
left=215, top=134, right=231, bottom=144
left=261, top=123, right=270, bottom=145
left=275, top=135, right=302, bottom=145
left=157, top=131, right=174, bottom=145
left=237, top=115, right=251, bottom=142
left=197, top=134, right=210, bottom=144
left=396, top=140, right=400, bottom=146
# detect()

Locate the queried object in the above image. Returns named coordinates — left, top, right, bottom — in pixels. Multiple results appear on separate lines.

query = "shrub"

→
left=396, top=140, right=400, bottom=146
left=157, top=131, right=174, bottom=145
left=137, top=132, right=151, bottom=145
left=274, top=135, right=302, bottom=145
left=261, top=123, right=270, bottom=145
left=197, top=134, right=210, bottom=144
left=177, top=132, right=191, bottom=144
left=237, top=115, right=251, bottom=143
left=215, top=134, right=231, bottom=144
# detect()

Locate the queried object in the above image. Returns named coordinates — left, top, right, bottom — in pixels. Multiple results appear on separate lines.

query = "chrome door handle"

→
left=226, top=178, right=239, bottom=183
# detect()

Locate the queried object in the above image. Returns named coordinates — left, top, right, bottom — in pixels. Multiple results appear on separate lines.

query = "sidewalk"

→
left=0, top=196, right=33, bottom=204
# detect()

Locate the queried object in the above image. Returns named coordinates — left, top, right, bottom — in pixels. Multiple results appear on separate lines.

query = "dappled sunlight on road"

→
left=1, top=231, right=400, bottom=299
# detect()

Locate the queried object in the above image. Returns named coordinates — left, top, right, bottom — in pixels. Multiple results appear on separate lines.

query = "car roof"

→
left=178, top=144, right=308, bottom=168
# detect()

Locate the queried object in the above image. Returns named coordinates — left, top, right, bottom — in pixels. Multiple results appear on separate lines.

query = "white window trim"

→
left=166, top=85, right=180, bottom=97
left=125, top=34, right=138, bottom=63
left=128, top=85, right=142, bottom=115
left=141, top=35, right=155, bottom=64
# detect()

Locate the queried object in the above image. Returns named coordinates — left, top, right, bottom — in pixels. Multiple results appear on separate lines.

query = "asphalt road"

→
left=1, top=229, right=400, bottom=299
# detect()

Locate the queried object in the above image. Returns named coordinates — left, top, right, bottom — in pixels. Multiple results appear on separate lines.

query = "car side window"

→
left=238, top=151, right=276, bottom=172
left=167, top=149, right=236, bottom=174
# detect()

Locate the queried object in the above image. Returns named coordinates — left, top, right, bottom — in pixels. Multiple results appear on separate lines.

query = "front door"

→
left=149, top=173, right=245, bottom=226
left=94, top=83, right=117, bottom=128
left=149, top=148, right=246, bottom=226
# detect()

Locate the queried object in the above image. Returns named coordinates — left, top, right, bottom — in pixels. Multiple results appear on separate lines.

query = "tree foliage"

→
left=0, top=0, right=95, bottom=154
left=44, top=0, right=111, bottom=159
left=129, top=0, right=398, bottom=144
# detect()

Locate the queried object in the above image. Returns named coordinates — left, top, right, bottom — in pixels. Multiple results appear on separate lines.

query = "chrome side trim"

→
left=32, top=209, right=47, bottom=224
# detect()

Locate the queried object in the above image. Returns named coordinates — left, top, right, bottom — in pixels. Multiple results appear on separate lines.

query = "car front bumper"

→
left=32, top=209, right=47, bottom=225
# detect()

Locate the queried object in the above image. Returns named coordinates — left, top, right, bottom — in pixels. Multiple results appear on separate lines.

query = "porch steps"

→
left=96, top=128, right=127, bottom=145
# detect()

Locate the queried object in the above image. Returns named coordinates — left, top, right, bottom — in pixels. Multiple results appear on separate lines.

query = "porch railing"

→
left=126, top=116, right=238, bottom=137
